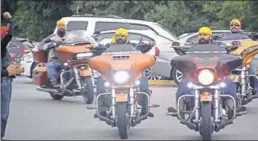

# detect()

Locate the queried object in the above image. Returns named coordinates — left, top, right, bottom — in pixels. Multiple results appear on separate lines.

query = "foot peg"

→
left=166, top=112, right=178, bottom=117
left=236, top=106, right=248, bottom=116
left=215, top=121, right=233, bottom=132
left=86, top=106, right=96, bottom=109
left=149, top=104, right=160, bottom=108
left=236, top=111, right=248, bottom=116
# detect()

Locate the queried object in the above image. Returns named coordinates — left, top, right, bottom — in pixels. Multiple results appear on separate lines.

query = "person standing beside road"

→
left=1, top=11, right=22, bottom=139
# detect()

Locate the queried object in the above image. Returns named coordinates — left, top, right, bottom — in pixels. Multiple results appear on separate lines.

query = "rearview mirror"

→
left=94, top=31, right=101, bottom=35
left=148, top=40, right=155, bottom=48
left=172, top=42, right=180, bottom=47
left=213, top=35, right=223, bottom=40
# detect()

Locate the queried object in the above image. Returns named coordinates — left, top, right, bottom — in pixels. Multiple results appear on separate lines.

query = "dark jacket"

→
left=38, top=32, right=67, bottom=61
left=105, top=41, right=151, bottom=54
left=1, top=19, right=14, bottom=77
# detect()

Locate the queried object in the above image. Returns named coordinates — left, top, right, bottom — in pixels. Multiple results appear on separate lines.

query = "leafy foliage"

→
left=1, top=0, right=258, bottom=40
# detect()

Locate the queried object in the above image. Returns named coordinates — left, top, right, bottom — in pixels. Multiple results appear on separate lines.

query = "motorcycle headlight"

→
left=113, top=71, right=130, bottom=85
left=198, top=69, right=214, bottom=85
left=76, top=52, right=93, bottom=59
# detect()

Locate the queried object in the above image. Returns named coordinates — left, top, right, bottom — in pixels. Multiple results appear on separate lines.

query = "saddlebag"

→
left=32, top=64, right=48, bottom=86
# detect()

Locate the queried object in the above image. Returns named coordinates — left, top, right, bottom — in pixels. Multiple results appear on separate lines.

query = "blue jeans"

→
left=47, top=59, right=62, bottom=81
left=96, top=75, right=150, bottom=113
left=248, top=61, right=256, bottom=75
left=248, top=61, right=257, bottom=92
left=176, top=78, right=237, bottom=102
left=1, top=77, right=12, bottom=138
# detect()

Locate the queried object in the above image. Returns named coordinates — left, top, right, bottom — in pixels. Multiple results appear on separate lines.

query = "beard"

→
left=116, top=38, right=126, bottom=44
left=57, top=30, right=66, bottom=37
left=198, top=38, right=210, bottom=44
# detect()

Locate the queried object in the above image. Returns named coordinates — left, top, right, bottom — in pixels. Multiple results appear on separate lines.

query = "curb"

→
left=148, top=80, right=177, bottom=87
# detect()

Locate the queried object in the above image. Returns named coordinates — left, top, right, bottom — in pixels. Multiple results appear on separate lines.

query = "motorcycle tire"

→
left=200, top=102, right=213, bottom=140
left=116, top=103, right=129, bottom=139
left=82, top=76, right=94, bottom=104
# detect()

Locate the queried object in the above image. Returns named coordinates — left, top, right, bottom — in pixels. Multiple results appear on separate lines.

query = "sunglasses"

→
left=199, top=33, right=209, bottom=36
left=230, top=24, right=240, bottom=27
left=115, top=34, right=126, bottom=38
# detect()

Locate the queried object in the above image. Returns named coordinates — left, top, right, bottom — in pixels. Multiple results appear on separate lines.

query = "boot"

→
left=249, top=77, right=257, bottom=95
left=225, top=99, right=234, bottom=119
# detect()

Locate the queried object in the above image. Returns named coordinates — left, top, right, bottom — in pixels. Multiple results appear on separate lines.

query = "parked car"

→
left=7, top=37, right=31, bottom=65
left=53, top=14, right=178, bottom=42
left=20, top=40, right=38, bottom=78
left=178, top=30, right=250, bottom=44
left=93, top=29, right=181, bottom=81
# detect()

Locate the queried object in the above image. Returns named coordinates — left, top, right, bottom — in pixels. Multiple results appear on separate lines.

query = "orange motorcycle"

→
left=32, top=30, right=96, bottom=104
left=87, top=44, right=159, bottom=139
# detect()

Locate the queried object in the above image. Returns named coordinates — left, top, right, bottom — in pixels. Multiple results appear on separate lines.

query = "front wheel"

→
left=171, top=69, right=183, bottom=86
left=116, top=103, right=129, bottom=139
left=200, top=102, right=213, bottom=140
left=82, top=76, right=95, bottom=104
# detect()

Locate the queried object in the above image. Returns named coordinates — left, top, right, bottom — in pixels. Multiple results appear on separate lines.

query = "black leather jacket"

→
left=104, top=41, right=152, bottom=54
left=1, top=18, right=14, bottom=77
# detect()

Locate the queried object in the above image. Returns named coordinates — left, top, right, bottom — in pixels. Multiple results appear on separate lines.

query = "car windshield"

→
left=155, top=23, right=179, bottom=41
left=63, top=30, right=97, bottom=45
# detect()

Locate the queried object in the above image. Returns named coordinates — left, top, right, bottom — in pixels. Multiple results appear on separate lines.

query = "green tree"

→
left=12, top=0, right=72, bottom=40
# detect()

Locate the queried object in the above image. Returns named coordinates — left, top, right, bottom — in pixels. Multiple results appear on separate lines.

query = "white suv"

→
left=53, top=15, right=178, bottom=42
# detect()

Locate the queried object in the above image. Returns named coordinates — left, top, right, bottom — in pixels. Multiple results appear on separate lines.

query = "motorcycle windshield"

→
left=63, top=30, right=97, bottom=45
left=171, top=44, right=242, bottom=75
left=219, top=33, right=251, bottom=41
left=104, top=44, right=140, bottom=53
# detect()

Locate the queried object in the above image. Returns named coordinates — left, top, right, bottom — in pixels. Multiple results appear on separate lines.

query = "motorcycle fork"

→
left=111, top=88, right=134, bottom=119
left=194, top=89, right=200, bottom=122
left=214, top=89, right=220, bottom=123
left=194, top=89, right=219, bottom=122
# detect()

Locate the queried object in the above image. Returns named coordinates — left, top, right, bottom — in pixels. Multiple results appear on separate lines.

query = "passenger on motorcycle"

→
left=96, top=28, right=154, bottom=118
left=167, top=27, right=245, bottom=117
left=222, top=19, right=250, bottom=40
left=223, top=19, right=257, bottom=97
left=42, top=19, right=67, bottom=87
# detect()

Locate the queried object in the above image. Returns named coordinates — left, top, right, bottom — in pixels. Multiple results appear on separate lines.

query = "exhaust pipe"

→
left=36, top=87, right=59, bottom=94
left=62, top=77, right=75, bottom=89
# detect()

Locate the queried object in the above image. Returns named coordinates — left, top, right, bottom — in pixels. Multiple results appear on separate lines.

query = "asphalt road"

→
left=4, top=76, right=258, bottom=140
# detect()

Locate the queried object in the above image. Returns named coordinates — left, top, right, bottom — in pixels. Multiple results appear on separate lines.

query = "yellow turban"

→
left=230, top=19, right=241, bottom=26
left=198, top=27, right=212, bottom=36
left=56, top=19, right=65, bottom=26
left=115, top=28, right=128, bottom=36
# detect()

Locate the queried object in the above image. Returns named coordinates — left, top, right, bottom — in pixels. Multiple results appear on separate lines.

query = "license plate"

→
left=200, top=92, right=212, bottom=102
left=115, top=92, right=128, bottom=102
left=80, top=70, right=91, bottom=76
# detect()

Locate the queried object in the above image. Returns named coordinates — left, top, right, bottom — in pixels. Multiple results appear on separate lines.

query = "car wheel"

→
left=145, top=68, right=163, bottom=80
left=171, top=69, right=183, bottom=85
left=30, top=63, right=37, bottom=78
